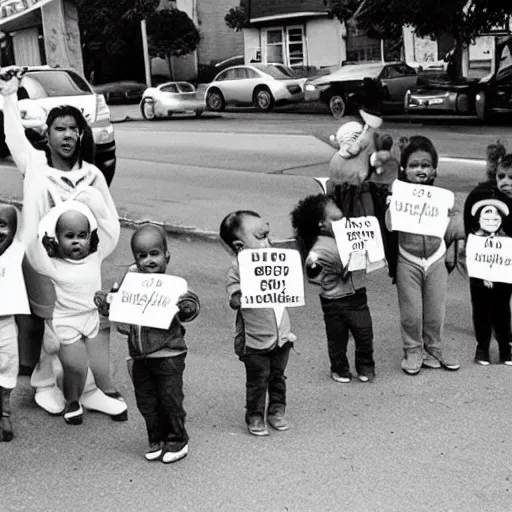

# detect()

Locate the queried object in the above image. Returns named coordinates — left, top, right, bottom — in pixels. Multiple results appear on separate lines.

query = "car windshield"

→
left=325, top=64, right=384, bottom=80
left=20, top=70, right=92, bottom=99
left=252, top=64, right=291, bottom=79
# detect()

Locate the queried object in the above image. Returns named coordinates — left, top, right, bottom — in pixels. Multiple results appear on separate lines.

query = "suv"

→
left=0, top=66, right=116, bottom=185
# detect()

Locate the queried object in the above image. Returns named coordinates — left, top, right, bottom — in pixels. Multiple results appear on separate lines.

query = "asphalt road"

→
left=4, top=229, right=512, bottom=512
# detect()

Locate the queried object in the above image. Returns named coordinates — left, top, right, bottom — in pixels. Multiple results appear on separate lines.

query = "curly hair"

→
left=486, top=141, right=512, bottom=181
left=398, top=135, right=439, bottom=184
left=290, top=194, right=334, bottom=258
left=219, top=210, right=261, bottom=253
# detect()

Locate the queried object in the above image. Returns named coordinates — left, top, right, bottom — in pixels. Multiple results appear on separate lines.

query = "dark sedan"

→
left=304, top=61, right=418, bottom=119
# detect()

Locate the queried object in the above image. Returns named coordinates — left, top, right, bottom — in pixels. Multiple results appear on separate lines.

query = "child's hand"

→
left=229, top=290, right=242, bottom=310
left=42, top=233, right=58, bottom=257
left=94, top=291, right=110, bottom=316
left=484, top=280, right=493, bottom=289
left=177, top=291, right=200, bottom=322
left=0, top=66, right=26, bottom=95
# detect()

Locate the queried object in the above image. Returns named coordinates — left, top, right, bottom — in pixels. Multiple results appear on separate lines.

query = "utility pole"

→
left=141, top=19, right=152, bottom=87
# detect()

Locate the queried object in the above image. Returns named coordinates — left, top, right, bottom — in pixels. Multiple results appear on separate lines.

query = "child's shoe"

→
left=331, top=371, right=352, bottom=383
left=357, top=366, right=375, bottom=382
left=247, top=416, right=269, bottom=436
left=81, top=388, right=127, bottom=419
left=422, top=353, right=441, bottom=369
left=401, top=352, right=423, bottom=375
left=267, top=411, right=289, bottom=431
left=161, top=443, right=188, bottom=464
left=64, top=401, right=83, bottom=425
left=426, top=349, right=460, bottom=371
left=104, top=391, right=128, bottom=422
left=501, top=359, right=512, bottom=366
left=34, top=385, right=65, bottom=415
left=475, top=348, right=490, bottom=365
left=145, top=441, right=164, bottom=461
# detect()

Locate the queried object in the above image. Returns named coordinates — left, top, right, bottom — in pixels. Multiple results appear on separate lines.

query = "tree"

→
left=146, top=8, right=201, bottom=80
left=225, top=2, right=249, bottom=32
left=324, top=0, right=512, bottom=79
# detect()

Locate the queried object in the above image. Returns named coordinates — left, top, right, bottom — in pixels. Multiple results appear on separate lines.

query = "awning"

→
left=250, top=12, right=327, bottom=24
left=0, top=0, right=56, bottom=33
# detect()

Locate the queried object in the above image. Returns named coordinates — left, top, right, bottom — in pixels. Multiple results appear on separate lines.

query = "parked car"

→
left=304, top=61, right=418, bottom=119
left=197, top=55, right=245, bottom=84
left=93, top=81, right=147, bottom=104
left=405, top=36, right=512, bottom=121
left=139, top=81, right=205, bottom=119
left=205, top=64, right=307, bottom=112
left=0, top=66, right=116, bottom=184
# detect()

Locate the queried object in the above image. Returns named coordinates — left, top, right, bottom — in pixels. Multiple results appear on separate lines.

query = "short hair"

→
left=219, top=210, right=261, bottom=250
left=290, top=194, right=335, bottom=258
left=487, top=141, right=512, bottom=181
left=130, top=223, right=168, bottom=255
left=46, top=105, right=88, bottom=134
left=399, top=135, right=439, bottom=170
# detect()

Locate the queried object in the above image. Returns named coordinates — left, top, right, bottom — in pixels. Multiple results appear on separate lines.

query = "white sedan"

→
left=205, top=64, right=306, bottom=112
left=139, top=81, right=205, bottom=119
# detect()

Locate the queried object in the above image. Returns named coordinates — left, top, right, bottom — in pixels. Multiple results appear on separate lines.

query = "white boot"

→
left=34, top=385, right=65, bottom=415
left=81, top=388, right=127, bottom=417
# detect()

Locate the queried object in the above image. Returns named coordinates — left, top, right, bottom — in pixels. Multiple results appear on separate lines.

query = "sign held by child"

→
left=466, top=234, right=512, bottom=284
left=331, top=216, right=386, bottom=272
left=109, top=273, right=188, bottom=329
left=389, top=180, right=454, bottom=237
left=238, top=248, right=305, bottom=309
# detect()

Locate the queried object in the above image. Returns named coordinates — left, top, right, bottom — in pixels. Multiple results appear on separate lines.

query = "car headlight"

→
left=92, top=124, right=115, bottom=144
left=305, top=84, right=316, bottom=92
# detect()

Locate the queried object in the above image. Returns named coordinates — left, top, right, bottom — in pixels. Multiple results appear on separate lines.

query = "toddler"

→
left=220, top=211, right=294, bottom=436
left=26, top=187, right=126, bottom=424
left=99, top=224, right=199, bottom=464
left=388, top=136, right=461, bottom=375
left=291, top=194, right=375, bottom=383
left=0, top=205, right=26, bottom=441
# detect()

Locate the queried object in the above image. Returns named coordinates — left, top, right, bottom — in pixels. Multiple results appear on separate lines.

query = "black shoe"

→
left=357, top=366, right=375, bottom=383
left=64, top=401, right=83, bottom=425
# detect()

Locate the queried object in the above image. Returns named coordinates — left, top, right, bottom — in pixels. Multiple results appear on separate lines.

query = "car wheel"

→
left=140, top=98, right=156, bottom=120
left=253, top=87, right=274, bottom=112
left=206, top=89, right=225, bottom=111
left=329, top=94, right=346, bottom=120
left=195, top=109, right=203, bottom=118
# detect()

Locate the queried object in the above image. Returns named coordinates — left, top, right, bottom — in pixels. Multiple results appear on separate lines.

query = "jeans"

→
left=470, top=278, right=512, bottom=361
left=132, top=353, right=188, bottom=451
left=320, top=288, right=374, bottom=375
left=241, top=342, right=292, bottom=424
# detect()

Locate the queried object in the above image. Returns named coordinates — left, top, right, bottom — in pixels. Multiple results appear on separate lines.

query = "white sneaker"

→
left=81, top=388, right=127, bottom=416
left=331, top=372, right=351, bottom=383
left=502, top=360, right=512, bottom=366
left=162, top=444, right=188, bottom=464
left=34, top=386, right=65, bottom=415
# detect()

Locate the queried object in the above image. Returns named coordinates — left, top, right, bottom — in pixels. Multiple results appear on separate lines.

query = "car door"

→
left=214, top=69, right=238, bottom=104
left=490, top=42, right=512, bottom=114
left=230, top=67, right=252, bottom=104
left=380, top=64, right=418, bottom=109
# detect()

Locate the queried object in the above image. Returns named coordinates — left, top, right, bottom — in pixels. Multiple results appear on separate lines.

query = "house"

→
left=0, top=0, right=83, bottom=74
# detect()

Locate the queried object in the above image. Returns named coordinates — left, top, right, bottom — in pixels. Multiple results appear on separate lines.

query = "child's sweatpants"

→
left=396, top=254, right=447, bottom=357
left=0, top=316, right=18, bottom=389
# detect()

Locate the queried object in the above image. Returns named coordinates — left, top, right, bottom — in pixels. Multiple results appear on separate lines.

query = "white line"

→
left=439, top=156, right=486, bottom=164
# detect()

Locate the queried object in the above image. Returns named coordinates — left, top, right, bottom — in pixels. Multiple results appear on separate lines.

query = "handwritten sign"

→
left=332, top=216, right=386, bottom=273
left=109, top=273, right=187, bottom=329
left=0, top=240, right=30, bottom=316
left=466, top=234, right=512, bottom=284
left=238, top=248, right=305, bottom=310
left=389, top=180, right=454, bottom=238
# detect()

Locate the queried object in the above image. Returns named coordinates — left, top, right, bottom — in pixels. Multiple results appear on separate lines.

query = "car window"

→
left=496, top=43, right=512, bottom=82
left=160, top=84, right=179, bottom=93
left=246, top=69, right=259, bottom=79
left=382, top=65, right=404, bottom=79
left=21, top=70, right=92, bottom=99
left=177, top=82, right=195, bottom=92
left=215, top=71, right=228, bottom=82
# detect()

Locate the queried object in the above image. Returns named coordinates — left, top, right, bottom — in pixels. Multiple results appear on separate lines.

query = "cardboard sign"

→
left=238, top=248, right=305, bottom=310
left=109, top=273, right=187, bottom=329
left=389, top=180, right=454, bottom=238
left=0, top=240, right=30, bottom=316
left=332, top=216, right=386, bottom=273
left=466, top=234, right=512, bottom=284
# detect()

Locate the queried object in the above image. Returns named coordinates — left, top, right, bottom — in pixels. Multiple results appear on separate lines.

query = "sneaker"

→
left=331, top=371, right=352, bottom=383
left=267, top=412, right=289, bottom=431
left=357, top=366, right=375, bottom=383
left=439, top=358, right=461, bottom=371
left=475, top=349, right=490, bottom=366
left=104, top=391, right=128, bottom=422
left=64, top=401, right=83, bottom=425
left=161, top=444, right=188, bottom=464
left=422, top=353, right=442, bottom=369
left=501, top=360, right=512, bottom=366
left=475, top=358, right=491, bottom=366
left=34, top=385, right=65, bottom=416
left=247, top=416, right=269, bottom=436
left=145, top=442, right=164, bottom=461
left=401, top=352, right=423, bottom=375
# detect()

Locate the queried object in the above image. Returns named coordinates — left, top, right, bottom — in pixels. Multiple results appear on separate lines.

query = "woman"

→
left=0, top=65, right=126, bottom=419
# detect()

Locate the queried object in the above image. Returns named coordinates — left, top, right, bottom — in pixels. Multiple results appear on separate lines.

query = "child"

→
left=25, top=187, right=127, bottom=424
left=466, top=199, right=512, bottom=365
left=388, top=136, right=461, bottom=375
left=0, top=205, right=27, bottom=441
left=98, top=224, right=199, bottom=464
left=291, top=194, right=375, bottom=383
left=220, top=211, right=294, bottom=437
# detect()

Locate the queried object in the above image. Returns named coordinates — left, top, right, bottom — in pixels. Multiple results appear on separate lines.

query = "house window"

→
left=287, top=26, right=305, bottom=68
left=265, top=29, right=284, bottom=64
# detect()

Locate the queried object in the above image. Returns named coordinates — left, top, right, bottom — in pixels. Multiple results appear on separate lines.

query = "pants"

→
left=396, top=254, right=447, bottom=356
left=0, top=317, right=18, bottom=389
left=241, top=342, right=292, bottom=423
left=470, top=278, right=512, bottom=361
left=132, top=354, right=188, bottom=451
left=320, top=289, right=374, bottom=375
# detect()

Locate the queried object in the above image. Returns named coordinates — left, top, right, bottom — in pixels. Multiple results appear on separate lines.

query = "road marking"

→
left=439, top=156, right=485, bottom=165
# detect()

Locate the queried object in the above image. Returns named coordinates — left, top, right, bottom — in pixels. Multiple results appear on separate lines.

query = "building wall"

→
left=306, top=18, right=344, bottom=68
left=196, top=0, right=244, bottom=65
